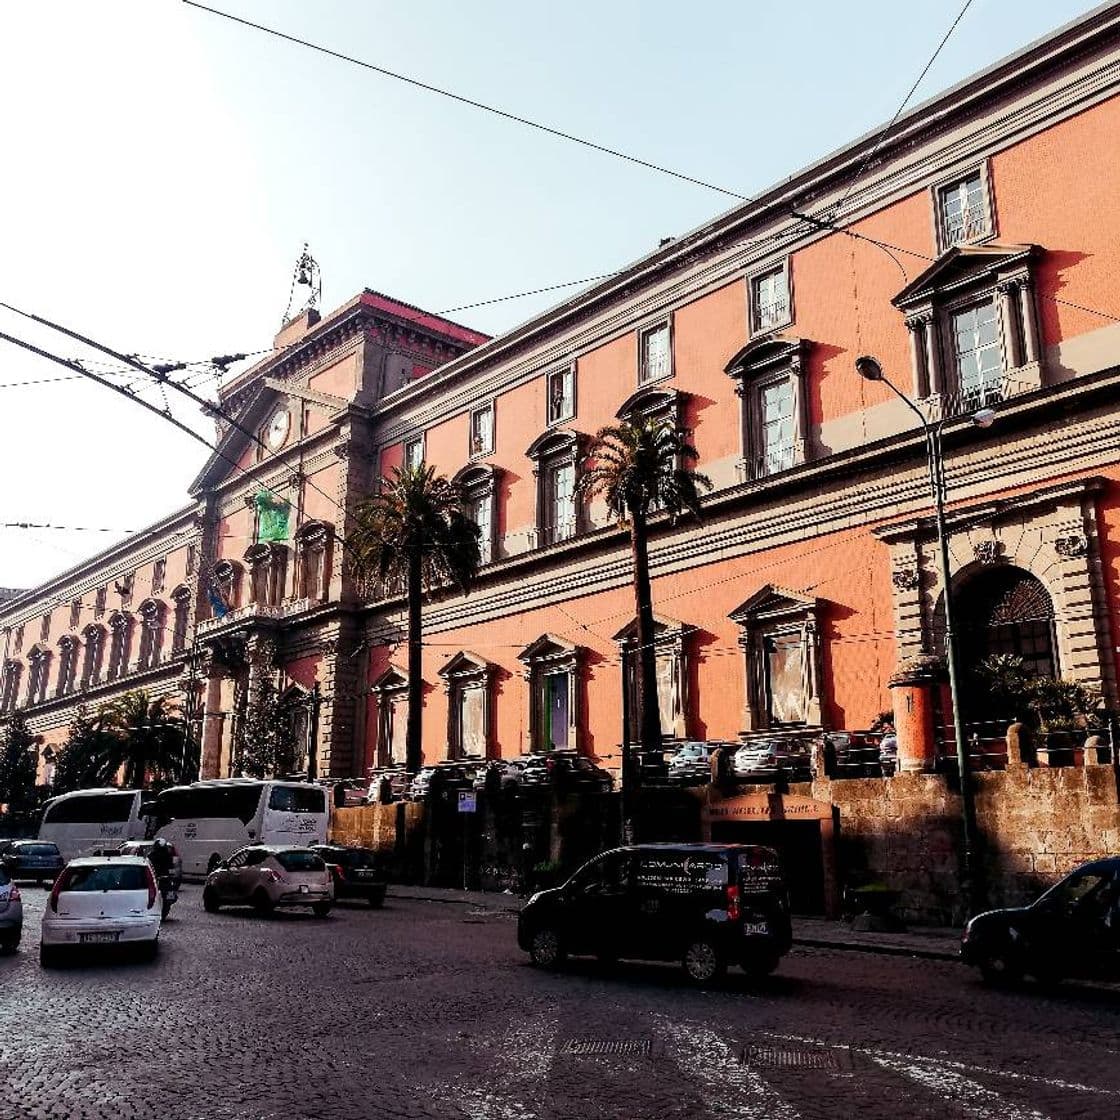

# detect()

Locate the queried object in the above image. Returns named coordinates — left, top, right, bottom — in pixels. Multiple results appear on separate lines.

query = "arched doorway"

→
left=954, top=565, right=1057, bottom=719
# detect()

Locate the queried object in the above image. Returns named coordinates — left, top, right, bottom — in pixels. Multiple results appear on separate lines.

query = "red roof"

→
left=360, top=291, right=490, bottom=347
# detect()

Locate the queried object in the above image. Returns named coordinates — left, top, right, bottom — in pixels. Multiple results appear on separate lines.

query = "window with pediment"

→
left=170, top=586, right=191, bottom=654
left=26, top=646, right=51, bottom=706
left=81, top=624, right=106, bottom=688
left=614, top=385, right=682, bottom=429
left=725, top=336, right=810, bottom=481
left=294, top=521, right=334, bottom=602
left=518, top=634, right=583, bottom=752
left=893, top=243, right=1044, bottom=410
left=438, top=652, right=495, bottom=760
left=56, top=635, right=79, bottom=697
left=244, top=542, right=288, bottom=608
left=526, top=430, right=584, bottom=548
left=730, top=586, right=825, bottom=733
left=136, top=599, right=165, bottom=671
left=1, top=660, right=22, bottom=712
left=454, top=465, right=501, bottom=566
left=370, top=667, right=410, bottom=767
left=612, top=616, right=692, bottom=741
left=106, top=612, right=133, bottom=682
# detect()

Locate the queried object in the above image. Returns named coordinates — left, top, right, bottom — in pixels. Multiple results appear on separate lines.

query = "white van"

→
left=151, top=779, right=329, bottom=876
left=38, top=789, right=147, bottom=861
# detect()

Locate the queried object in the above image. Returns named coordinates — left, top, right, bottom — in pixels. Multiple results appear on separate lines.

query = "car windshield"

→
left=274, top=851, right=325, bottom=873
left=268, top=786, right=326, bottom=814
left=18, top=843, right=59, bottom=856
left=61, top=864, right=148, bottom=892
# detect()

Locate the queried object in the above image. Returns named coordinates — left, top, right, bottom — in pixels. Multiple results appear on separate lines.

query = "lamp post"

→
left=856, top=356, right=994, bottom=915
left=619, top=637, right=634, bottom=844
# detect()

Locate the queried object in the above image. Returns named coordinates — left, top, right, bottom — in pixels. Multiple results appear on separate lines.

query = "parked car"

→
left=518, top=842, right=791, bottom=985
left=519, top=752, right=613, bottom=792
left=732, top=740, right=811, bottom=781
left=666, top=742, right=719, bottom=785
left=367, top=767, right=411, bottom=804
left=473, top=759, right=528, bottom=794
left=202, top=845, right=333, bottom=917
left=0, top=840, right=64, bottom=886
left=310, top=844, right=387, bottom=907
left=406, top=762, right=482, bottom=802
left=962, top=857, right=1120, bottom=985
left=0, top=867, right=23, bottom=953
left=39, top=855, right=162, bottom=966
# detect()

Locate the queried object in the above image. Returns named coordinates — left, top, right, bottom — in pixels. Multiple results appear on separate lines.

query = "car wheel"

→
left=252, top=889, right=275, bottom=916
left=683, top=938, right=726, bottom=986
left=978, top=948, right=1024, bottom=987
left=39, top=944, right=61, bottom=969
left=139, top=940, right=159, bottom=963
left=368, top=890, right=386, bottom=909
left=202, top=886, right=221, bottom=913
left=528, top=927, right=566, bottom=969
left=312, top=902, right=332, bottom=918
left=0, top=933, right=19, bottom=955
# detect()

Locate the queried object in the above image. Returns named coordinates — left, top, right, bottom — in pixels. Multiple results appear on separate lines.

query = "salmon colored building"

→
left=4, top=4, right=1120, bottom=794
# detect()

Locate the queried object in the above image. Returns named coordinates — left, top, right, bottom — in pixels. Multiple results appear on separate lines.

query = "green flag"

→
left=255, top=490, right=291, bottom=542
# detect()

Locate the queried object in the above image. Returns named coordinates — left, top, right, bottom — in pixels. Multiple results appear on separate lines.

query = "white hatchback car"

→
left=40, top=855, right=161, bottom=966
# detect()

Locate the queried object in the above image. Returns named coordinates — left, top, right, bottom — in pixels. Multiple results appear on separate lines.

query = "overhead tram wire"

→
left=182, top=1, right=751, bottom=203
left=0, top=300, right=361, bottom=560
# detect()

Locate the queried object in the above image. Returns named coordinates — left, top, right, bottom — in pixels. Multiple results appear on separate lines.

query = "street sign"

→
left=457, top=791, right=478, bottom=813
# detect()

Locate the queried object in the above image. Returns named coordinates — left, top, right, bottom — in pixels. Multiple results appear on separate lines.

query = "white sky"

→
left=0, top=0, right=1101, bottom=588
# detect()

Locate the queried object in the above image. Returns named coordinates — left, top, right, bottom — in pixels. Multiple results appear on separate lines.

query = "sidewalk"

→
left=388, top=885, right=961, bottom=961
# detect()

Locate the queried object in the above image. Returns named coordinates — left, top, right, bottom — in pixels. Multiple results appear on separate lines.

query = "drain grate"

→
left=561, top=1039, right=652, bottom=1057
left=743, top=1045, right=843, bottom=1071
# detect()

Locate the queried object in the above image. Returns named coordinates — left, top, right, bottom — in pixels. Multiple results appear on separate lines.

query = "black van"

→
left=517, top=843, right=791, bottom=984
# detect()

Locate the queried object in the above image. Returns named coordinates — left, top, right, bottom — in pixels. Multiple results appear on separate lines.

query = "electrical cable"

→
left=182, top=1, right=752, bottom=202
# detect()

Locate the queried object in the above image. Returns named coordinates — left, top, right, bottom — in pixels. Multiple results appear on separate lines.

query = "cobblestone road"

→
left=3, top=886, right=1120, bottom=1120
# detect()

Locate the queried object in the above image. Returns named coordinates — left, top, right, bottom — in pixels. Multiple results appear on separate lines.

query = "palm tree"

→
left=349, top=464, right=482, bottom=773
left=580, top=417, right=711, bottom=760
left=82, top=690, right=192, bottom=789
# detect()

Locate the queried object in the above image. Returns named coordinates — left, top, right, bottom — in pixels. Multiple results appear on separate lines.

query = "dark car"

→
left=518, top=842, right=791, bottom=985
left=407, top=762, right=481, bottom=802
left=519, top=752, right=613, bottom=792
left=0, top=840, right=64, bottom=886
left=962, top=857, right=1120, bottom=985
left=310, top=844, right=387, bottom=907
left=473, top=759, right=528, bottom=794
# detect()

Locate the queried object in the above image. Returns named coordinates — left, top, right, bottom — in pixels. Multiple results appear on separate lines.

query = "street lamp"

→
left=857, top=355, right=993, bottom=914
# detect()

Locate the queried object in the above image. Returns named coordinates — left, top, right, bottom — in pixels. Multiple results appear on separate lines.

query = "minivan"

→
left=517, top=842, right=791, bottom=984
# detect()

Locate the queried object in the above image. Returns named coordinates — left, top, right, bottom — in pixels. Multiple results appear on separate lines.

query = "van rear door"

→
left=735, top=846, right=790, bottom=947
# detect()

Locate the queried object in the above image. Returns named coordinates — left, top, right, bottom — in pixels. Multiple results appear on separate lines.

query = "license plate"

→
left=299, top=884, right=309, bottom=893
left=743, top=922, right=769, bottom=936
left=80, top=931, right=120, bottom=944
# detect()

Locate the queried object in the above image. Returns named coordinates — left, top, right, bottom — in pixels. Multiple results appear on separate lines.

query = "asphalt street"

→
left=2, top=886, right=1120, bottom=1120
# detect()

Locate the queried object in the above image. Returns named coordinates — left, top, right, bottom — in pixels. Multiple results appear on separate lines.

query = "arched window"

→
left=106, top=612, right=133, bottom=681
left=170, top=586, right=192, bottom=654
left=244, top=543, right=288, bottom=608
left=954, top=565, right=1056, bottom=716
left=25, top=646, right=51, bottom=706
left=294, top=521, right=333, bottom=602
left=81, top=624, right=106, bottom=688
left=526, top=430, right=585, bottom=548
left=136, top=599, right=165, bottom=671
left=211, top=560, right=241, bottom=616
left=1, top=660, right=22, bottom=712
left=56, top=635, right=79, bottom=697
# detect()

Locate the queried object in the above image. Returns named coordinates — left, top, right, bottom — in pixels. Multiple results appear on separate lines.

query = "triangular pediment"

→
left=370, top=665, right=409, bottom=691
left=893, top=243, right=1037, bottom=308
left=517, top=633, right=579, bottom=664
left=610, top=614, right=686, bottom=643
left=437, top=650, right=493, bottom=679
left=729, top=584, right=817, bottom=623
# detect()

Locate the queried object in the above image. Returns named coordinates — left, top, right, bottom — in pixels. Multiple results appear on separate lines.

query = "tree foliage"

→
left=237, top=679, right=299, bottom=779
left=975, top=654, right=1102, bottom=731
left=0, top=713, right=39, bottom=819
left=580, top=418, right=711, bottom=755
left=349, top=465, right=481, bottom=772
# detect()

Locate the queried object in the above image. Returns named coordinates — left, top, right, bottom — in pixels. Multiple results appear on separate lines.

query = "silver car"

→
left=732, top=740, right=810, bottom=780
left=202, top=845, right=333, bottom=917
left=0, top=866, right=23, bottom=953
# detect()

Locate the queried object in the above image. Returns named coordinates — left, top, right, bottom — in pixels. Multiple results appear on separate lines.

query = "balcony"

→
left=197, top=597, right=313, bottom=636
